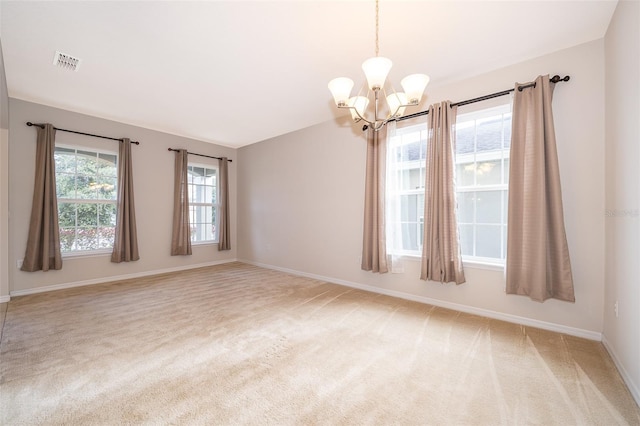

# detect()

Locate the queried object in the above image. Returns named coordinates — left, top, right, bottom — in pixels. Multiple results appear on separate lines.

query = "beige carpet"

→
left=1, top=262, right=638, bottom=425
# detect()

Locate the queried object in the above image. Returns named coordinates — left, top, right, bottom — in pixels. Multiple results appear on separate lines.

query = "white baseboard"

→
left=240, top=259, right=602, bottom=342
left=602, top=335, right=640, bottom=407
left=9, top=258, right=238, bottom=298
left=0, top=295, right=10, bottom=303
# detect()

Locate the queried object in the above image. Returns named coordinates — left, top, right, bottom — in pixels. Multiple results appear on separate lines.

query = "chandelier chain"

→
left=375, top=0, right=379, bottom=57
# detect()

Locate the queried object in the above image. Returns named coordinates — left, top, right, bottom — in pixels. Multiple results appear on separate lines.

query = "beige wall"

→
left=604, top=0, right=640, bottom=404
left=1, top=38, right=9, bottom=301
left=8, top=98, right=237, bottom=294
left=238, top=40, right=606, bottom=337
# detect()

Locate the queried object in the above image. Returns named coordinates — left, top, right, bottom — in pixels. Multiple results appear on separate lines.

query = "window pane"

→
left=476, top=116, right=502, bottom=152
left=191, top=167, right=205, bottom=185
left=98, top=203, right=117, bottom=227
left=476, top=225, right=501, bottom=258
left=59, top=227, right=76, bottom=251
left=96, top=177, right=117, bottom=200
left=476, top=159, right=502, bottom=186
left=400, top=194, right=420, bottom=222
left=503, top=159, right=510, bottom=184
left=75, top=175, right=97, bottom=199
left=97, top=153, right=117, bottom=177
left=476, top=191, right=502, bottom=224
left=204, top=167, right=216, bottom=179
left=455, top=122, right=475, bottom=155
left=194, top=185, right=208, bottom=203
left=400, top=222, right=420, bottom=251
left=76, top=203, right=98, bottom=227
left=503, top=225, right=508, bottom=258
left=77, top=151, right=97, bottom=175
left=58, top=203, right=76, bottom=227
left=204, top=185, right=215, bottom=204
left=97, top=227, right=115, bottom=249
left=211, top=185, right=218, bottom=204
left=401, top=141, right=422, bottom=162
left=503, top=191, right=509, bottom=225
left=204, top=206, right=213, bottom=225
left=458, top=224, right=473, bottom=256
left=75, top=227, right=98, bottom=251
left=212, top=207, right=218, bottom=239
left=56, top=174, right=76, bottom=199
left=55, top=149, right=76, bottom=173
left=503, top=113, right=512, bottom=149
left=457, top=192, right=474, bottom=223
left=402, top=169, right=423, bottom=191
left=456, top=162, right=475, bottom=187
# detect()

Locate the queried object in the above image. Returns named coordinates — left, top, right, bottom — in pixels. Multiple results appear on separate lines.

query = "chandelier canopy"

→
left=328, top=0, right=429, bottom=131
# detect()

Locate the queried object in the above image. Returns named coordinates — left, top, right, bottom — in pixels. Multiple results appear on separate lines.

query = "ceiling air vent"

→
left=53, top=51, right=81, bottom=71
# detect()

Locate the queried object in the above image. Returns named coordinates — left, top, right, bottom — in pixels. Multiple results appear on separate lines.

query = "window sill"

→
left=390, top=253, right=504, bottom=272
left=461, top=259, right=504, bottom=272
left=61, top=249, right=112, bottom=260
left=192, top=241, right=219, bottom=246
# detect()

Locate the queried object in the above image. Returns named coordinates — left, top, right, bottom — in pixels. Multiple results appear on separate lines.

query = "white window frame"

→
left=455, top=104, right=511, bottom=265
left=187, top=163, right=220, bottom=244
left=386, top=102, right=511, bottom=266
left=54, top=144, right=118, bottom=257
left=386, top=126, right=428, bottom=257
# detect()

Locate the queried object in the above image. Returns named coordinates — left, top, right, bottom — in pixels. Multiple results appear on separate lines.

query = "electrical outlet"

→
left=614, top=301, right=619, bottom=318
left=16, top=259, right=23, bottom=269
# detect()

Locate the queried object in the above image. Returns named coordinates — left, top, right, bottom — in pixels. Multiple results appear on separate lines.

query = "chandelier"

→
left=328, top=0, right=429, bottom=131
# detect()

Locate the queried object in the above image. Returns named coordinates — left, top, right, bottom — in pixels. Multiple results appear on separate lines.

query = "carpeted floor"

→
left=1, top=262, right=638, bottom=425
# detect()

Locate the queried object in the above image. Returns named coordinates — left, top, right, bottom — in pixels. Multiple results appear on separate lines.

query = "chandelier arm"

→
left=390, top=99, right=421, bottom=118
left=336, top=104, right=375, bottom=127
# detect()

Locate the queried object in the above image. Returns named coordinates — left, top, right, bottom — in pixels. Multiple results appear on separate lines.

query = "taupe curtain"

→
left=421, top=101, right=465, bottom=284
left=21, top=123, right=62, bottom=272
left=361, top=127, right=388, bottom=273
left=171, top=149, right=192, bottom=255
left=506, top=75, right=574, bottom=302
left=218, top=157, right=231, bottom=251
left=111, top=138, right=140, bottom=263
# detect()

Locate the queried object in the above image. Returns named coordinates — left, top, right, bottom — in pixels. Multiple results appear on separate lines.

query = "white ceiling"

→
left=0, top=1, right=617, bottom=148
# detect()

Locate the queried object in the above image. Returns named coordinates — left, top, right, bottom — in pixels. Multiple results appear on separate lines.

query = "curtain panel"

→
left=171, top=149, right=192, bottom=255
left=361, top=127, right=389, bottom=273
left=218, top=157, right=231, bottom=251
left=421, top=101, right=465, bottom=284
left=111, top=138, right=140, bottom=263
left=21, top=123, right=62, bottom=272
left=506, top=75, right=575, bottom=302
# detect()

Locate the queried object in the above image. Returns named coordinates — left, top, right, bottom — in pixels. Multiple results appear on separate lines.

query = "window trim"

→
left=187, top=162, right=220, bottom=244
left=386, top=102, right=511, bottom=267
left=55, top=144, right=118, bottom=256
left=389, top=252, right=506, bottom=272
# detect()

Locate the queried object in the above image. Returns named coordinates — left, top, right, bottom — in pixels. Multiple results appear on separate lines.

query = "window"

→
left=55, top=146, right=118, bottom=254
left=187, top=164, right=219, bottom=243
left=386, top=126, right=428, bottom=255
left=386, top=103, right=511, bottom=264
left=455, top=104, right=511, bottom=263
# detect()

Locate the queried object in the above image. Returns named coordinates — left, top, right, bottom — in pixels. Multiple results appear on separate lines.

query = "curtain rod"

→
left=26, top=122, right=140, bottom=145
left=392, top=74, right=570, bottom=124
left=168, top=148, right=233, bottom=162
